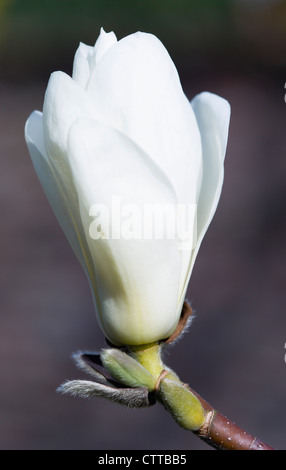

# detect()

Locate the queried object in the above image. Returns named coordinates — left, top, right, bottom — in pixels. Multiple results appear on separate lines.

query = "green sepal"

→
left=100, top=348, right=157, bottom=390
left=159, top=378, right=205, bottom=431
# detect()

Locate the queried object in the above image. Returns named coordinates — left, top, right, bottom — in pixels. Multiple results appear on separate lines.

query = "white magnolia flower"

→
left=25, top=28, right=230, bottom=346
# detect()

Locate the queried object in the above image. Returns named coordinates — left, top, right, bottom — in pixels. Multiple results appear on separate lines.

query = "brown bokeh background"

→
left=0, top=0, right=286, bottom=450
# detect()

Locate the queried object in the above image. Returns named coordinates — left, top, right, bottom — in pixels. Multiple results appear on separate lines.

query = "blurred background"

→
left=0, top=0, right=286, bottom=450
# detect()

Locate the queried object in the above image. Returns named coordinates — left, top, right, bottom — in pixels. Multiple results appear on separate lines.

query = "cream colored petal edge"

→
left=67, top=118, right=183, bottom=346
left=177, top=92, right=231, bottom=312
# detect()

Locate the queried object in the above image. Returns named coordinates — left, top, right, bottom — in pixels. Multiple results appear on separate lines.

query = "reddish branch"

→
left=190, top=386, right=275, bottom=450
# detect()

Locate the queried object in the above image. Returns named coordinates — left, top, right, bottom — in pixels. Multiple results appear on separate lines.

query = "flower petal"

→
left=25, top=111, right=84, bottom=268
left=25, top=110, right=101, bottom=313
left=92, top=27, right=117, bottom=64
left=192, top=92, right=230, bottom=239
left=72, top=42, right=95, bottom=89
left=86, top=32, right=202, bottom=206
left=42, top=70, right=98, bottom=168
left=72, top=29, right=117, bottom=89
left=177, top=92, right=231, bottom=309
left=42, top=71, right=103, bottom=291
left=67, top=118, right=183, bottom=346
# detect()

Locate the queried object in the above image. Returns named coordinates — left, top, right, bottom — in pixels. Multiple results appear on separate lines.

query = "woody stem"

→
left=189, top=387, right=275, bottom=450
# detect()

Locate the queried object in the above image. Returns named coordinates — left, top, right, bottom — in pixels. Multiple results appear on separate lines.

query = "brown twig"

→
left=191, top=388, right=275, bottom=450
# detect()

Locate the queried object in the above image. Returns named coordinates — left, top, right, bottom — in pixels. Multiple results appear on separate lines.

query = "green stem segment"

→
left=129, top=342, right=166, bottom=378
left=130, top=342, right=206, bottom=432
left=129, top=342, right=275, bottom=450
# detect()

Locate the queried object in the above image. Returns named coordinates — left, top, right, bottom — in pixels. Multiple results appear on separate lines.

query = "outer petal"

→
left=192, top=92, right=230, bottom=238
left=178, top=92, right=231, bottom=309
left=25, top=110, right=101, bottom=312
left=72, top=42, right=95, bottom=89
left=72, top=29, right=117, bottom=89
left=85, top=32, right=202, bottom=206
left=67, top=118, right=183, bottom=346
left=41, top=70, right=100, bottom=270
left=92, top=28, right=117, bottom=65
left=25, top=111, right=85, bottom=267
left=42, top=70, right=98, bottom=167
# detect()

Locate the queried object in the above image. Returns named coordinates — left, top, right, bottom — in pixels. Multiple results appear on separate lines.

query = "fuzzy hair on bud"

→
left=57, top=379, right=154, bottom=408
